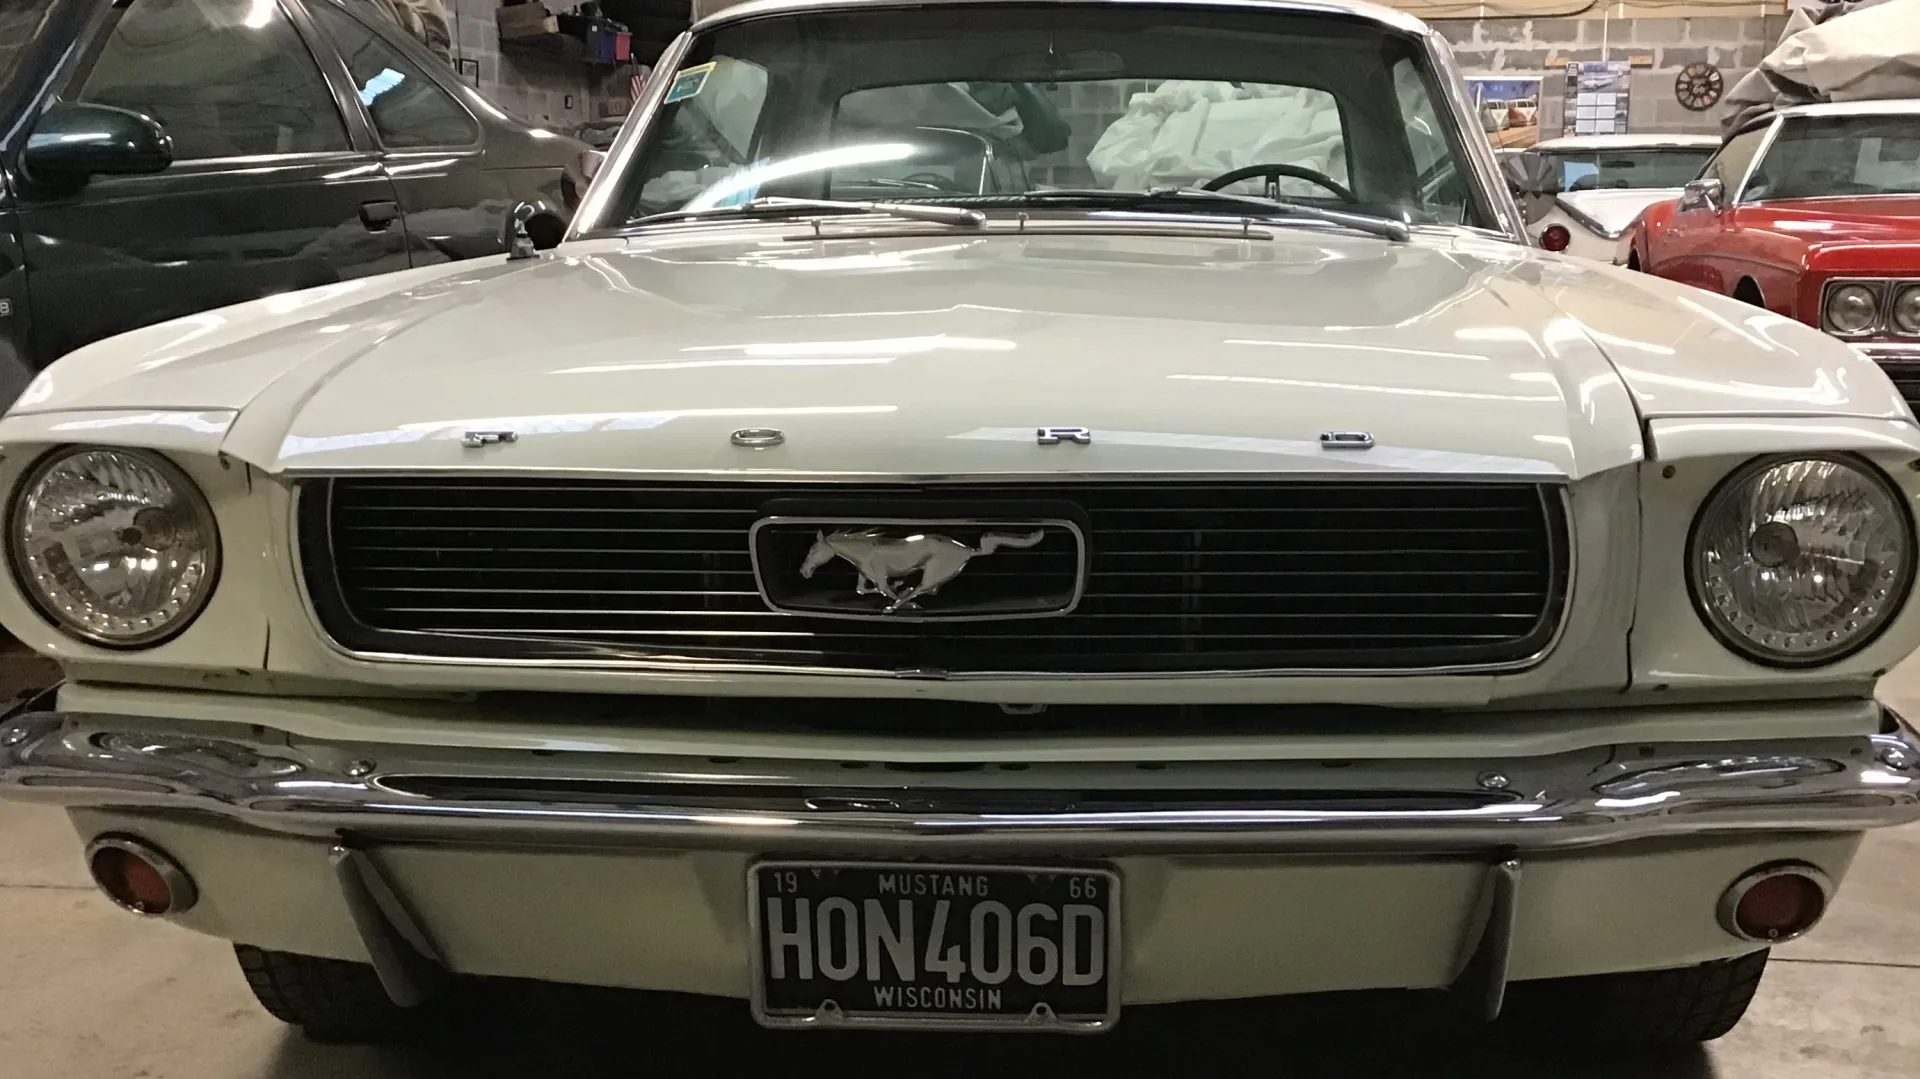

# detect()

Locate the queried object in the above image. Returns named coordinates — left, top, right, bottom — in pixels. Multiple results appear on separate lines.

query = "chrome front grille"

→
left=298, top=477, right=1570, bottom=676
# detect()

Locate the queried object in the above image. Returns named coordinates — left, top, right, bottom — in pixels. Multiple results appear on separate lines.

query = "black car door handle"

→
left=358, top=200, right=401, bottom=231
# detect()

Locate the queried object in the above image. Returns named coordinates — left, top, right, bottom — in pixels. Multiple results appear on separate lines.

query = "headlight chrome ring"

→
left=1687, top=454, right=1914, bottom=668
left=1823, top=282, right=1883, bottom=337
left=7, top=447, right=221, bottom=647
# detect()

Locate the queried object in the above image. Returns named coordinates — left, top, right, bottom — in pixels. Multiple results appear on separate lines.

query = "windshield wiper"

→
left=1008, top=187, right=1411, bottom=242
left=634, top=195, right=985, bottom=229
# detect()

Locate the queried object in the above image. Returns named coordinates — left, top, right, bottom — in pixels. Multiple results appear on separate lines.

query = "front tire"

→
left=1512, top=949, right=1770, bottom=1045
left=234, top=944, right=417, bottom=1043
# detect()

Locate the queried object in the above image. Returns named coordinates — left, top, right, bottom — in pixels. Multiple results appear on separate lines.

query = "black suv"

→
left=0, top=0, right=589, bottom=401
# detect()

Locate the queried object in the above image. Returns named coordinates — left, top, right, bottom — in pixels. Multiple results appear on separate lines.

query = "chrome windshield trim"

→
left=283, top=480, right=1574, bottom=679
left=5, top=709, right=1916, bottom=853
left=691, top=0, right=1430, bottom=36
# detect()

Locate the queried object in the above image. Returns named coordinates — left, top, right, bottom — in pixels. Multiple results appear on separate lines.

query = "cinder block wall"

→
left=447, top=0, right=629, bottom=127
left=1428, top=14, right=1793, bottom=135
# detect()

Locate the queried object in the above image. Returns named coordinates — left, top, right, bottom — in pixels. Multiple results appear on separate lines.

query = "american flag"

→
left=630, top=66, right=653, bottom=107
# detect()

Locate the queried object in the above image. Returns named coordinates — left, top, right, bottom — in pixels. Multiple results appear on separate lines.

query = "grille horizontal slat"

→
left=1870, top=355, right=1920, bottom=414
left=303, top=478, right=1569, bottom=675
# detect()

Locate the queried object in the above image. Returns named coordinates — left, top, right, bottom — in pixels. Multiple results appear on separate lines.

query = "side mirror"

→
left=24, top=102, right=173, bottom=180
left=502, top=199, right=567, bottom=260
left=1679, top=178, right=1725, bottom=214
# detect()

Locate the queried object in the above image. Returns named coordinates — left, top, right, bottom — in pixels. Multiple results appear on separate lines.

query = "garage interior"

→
left=4, top=0, right=1919, bottom=1075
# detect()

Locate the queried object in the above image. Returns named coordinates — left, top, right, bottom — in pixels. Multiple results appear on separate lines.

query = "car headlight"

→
left=1824, top=283, right=1882, bottom=336
left=7, top=448, right=220, bottom=646
left=1690, top=456, right=1912, bottom=666
left=1893, top=284, right=1920, bottom=336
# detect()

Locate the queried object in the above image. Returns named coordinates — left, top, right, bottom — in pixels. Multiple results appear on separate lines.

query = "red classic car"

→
left=1620, top=100, right=1920, bottom=400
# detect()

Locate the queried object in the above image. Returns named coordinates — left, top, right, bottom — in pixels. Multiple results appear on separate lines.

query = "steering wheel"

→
left=1201, top=163, right=1358, bottom=203
left=900, top=172, right=965, bottom=191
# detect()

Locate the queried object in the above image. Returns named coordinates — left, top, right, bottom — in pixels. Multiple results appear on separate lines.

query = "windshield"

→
left=1744, top=114, right=1920, bottom=200
left=1540, top=147, right=1714, bottom=192
left=602, top=4, right=1493, bottom=229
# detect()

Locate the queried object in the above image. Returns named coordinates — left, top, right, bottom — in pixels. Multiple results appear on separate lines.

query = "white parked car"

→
left=4, top=0, right=1920, bottom=1048
left=1505, top=133, right=1720, bottom=259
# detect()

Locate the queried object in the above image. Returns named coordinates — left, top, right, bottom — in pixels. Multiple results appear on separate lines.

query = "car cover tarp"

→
left=1724, top=0, right=1920, bottom=134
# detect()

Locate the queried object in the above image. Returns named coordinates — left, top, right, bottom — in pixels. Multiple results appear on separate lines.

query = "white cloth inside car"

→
left=1087, top=80, right=1346, bottom=193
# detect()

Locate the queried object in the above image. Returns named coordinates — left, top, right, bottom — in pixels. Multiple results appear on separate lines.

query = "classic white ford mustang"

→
left=3, top=0, right=1919, bottom=1047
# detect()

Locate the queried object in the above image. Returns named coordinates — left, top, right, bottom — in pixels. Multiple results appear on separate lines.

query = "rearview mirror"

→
left=1678, top=177, right=1725, bottom=214
left=24, top=102, right=173, bottom=180
left=985, top=49, right=1125, bottom=81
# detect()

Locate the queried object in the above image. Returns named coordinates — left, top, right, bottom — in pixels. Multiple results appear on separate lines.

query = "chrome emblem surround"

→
left=1319, top=431, right=1375, bottom=449
left=749, top=516, right=1088, bottom=621
left=731, top=427, right=786, bottom=448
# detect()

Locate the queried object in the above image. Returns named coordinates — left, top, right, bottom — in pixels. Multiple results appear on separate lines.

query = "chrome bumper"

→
left=4, top=708, right=1919, bottom=855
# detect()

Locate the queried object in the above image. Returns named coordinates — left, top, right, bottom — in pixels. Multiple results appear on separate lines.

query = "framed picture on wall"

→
left=1564, top=61, right=1633, bottom=136
left=1465, top=76, right=1544, bottom=149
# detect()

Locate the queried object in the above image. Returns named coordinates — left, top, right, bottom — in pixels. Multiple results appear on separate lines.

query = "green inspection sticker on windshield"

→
left=663, top=62, right=717, bottom=104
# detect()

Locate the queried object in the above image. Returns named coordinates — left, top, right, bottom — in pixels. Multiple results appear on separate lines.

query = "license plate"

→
left=749, top=861, right=1121, bottom=1031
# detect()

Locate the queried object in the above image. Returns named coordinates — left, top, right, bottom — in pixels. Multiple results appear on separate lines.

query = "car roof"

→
left=1773, top=98, right=1920, bottom=119
left=693, top=0, right=1429, bottom=34
left=1530, top=133, right=1721, bottom=151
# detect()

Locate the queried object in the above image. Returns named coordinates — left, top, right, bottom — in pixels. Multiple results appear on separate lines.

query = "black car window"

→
left=1, top=1, right=56, bottom=94
left=1744, top=114, right=1920, bottom=201
left=311, top=1, right=479, bottom=148
left=1699, top=125, right=1765, bottom=196
left=74, top=0, right=349, bottom=160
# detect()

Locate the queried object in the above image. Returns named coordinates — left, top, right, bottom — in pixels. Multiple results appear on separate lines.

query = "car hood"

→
left=1749, top=197, right=1920, bottom=245
left=8, top=223, right=1900, bottom=481
left=1556, top=189, right=1683, bottom=236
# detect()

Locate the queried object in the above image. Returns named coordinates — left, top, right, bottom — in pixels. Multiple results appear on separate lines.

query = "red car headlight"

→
left=1894, top=284, right=1920, bottom=336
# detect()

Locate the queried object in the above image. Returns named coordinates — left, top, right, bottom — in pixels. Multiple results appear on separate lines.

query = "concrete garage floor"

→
left=3, top=672, right=1918, bottom=1077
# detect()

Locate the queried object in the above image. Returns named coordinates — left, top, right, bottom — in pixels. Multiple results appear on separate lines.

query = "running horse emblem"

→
left=800, top=528, right=1046, bottom=613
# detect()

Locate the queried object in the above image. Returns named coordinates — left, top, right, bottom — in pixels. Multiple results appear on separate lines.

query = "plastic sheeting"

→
left=1723, top=0, right=1920, bottom=133
left=1086, top=81, right=1347, bottom=192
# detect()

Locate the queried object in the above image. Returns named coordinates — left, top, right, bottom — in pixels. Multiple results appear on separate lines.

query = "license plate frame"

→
left=747, top=860, right=1123, bottom=1033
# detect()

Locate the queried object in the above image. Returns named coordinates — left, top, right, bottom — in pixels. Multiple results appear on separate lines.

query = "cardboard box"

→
left=497, top=3, right=559, bottom=40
